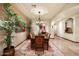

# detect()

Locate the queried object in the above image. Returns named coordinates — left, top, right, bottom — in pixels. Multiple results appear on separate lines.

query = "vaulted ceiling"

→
left=12, top=3, right=79, bottom=22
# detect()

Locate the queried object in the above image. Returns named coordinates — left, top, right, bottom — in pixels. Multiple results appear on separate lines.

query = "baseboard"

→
left=15, top=39, right=26, bottom=48
left=56, top=35, right=79, bottom=43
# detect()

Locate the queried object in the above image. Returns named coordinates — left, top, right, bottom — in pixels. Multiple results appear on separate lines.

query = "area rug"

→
left=15, top=40, right=63, bottom=56
left=15, top=44, right=54, bottom=56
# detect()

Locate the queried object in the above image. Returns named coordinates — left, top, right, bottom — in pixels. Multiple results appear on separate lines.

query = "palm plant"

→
left=0, top=3, right=30, bottom=56
left=0, top=3, right=17, bottom=48
left=1, top=3, right=27, bottom=47
left=0, top=15, right=16, bottom=47
left=0, top=3, right=28, bottom=56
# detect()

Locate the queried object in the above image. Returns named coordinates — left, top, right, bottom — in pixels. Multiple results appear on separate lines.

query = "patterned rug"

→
left=15, top=40, right=63, bottom=56
left=15, top=44, right=53, bottom=56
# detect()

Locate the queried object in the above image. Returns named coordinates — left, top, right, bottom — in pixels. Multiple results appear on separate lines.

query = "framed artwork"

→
left=65, top=18, right=73, bottom=33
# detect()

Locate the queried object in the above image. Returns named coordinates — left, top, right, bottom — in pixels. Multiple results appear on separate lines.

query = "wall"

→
left=51, top=4, right=79, bottom=42
left=56, top=20, right=65, bottom=37
left=52, top=15, right=79, bottom=42
left=0, top=4, right=7, bottom=55
left=74, top=14, right=79, bottom=42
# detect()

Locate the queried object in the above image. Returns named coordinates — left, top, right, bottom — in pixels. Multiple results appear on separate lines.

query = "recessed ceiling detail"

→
left=31, top=5, right=48, bottom=15
left=13, top=3, right=79, bottom=21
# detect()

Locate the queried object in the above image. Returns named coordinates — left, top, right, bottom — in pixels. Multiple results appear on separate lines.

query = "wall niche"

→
left=65, top=18, right=73, bottom=34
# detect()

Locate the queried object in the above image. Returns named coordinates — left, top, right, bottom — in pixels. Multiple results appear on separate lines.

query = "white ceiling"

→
left=12, top=3, right=66, bottom=21
left=12, top=3, right=79, bottom=22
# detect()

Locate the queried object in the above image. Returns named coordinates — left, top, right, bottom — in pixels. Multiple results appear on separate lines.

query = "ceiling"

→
left=12, top=3, right=79, bottom=22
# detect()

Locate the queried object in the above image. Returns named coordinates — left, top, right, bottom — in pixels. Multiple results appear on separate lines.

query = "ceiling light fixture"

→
left=31, top=5, right=47, bottom=26
left=31, top=5, right=48, bottom=15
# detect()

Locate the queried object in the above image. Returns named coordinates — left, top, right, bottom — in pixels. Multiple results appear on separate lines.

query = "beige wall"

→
left=51, top=4, right=79, bottom=42
left=0, top=4, right=7, bottom=44
left=52, top=14, right=79, bottom=42
left=74, top=14, right=79, bottom=42
left=0, top=4, right=6, bottom=55
left=0, top=4, right=6, bottom=20
left=59, top=18, right=76, bottom=42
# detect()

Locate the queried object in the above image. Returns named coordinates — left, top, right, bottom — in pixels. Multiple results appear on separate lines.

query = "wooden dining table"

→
left=31, top=35, right=49, bottom=50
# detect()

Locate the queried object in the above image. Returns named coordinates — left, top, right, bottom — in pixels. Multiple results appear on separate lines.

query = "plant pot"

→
left=3, top=46, right=15, bottom=56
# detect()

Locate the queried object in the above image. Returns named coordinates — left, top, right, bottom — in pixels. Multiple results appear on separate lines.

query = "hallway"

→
left=0, top=3, right=79, bottom=56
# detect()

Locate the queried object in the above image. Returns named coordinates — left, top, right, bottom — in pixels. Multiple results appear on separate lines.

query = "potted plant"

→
left=0, top=3, right=17, bottom=56
left=0, top=3, right=29, bottom=55
left=0, top=15, right=16, bottom=56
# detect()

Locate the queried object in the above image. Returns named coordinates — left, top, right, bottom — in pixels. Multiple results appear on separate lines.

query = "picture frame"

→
left=65, top=18, right=73, bottom=33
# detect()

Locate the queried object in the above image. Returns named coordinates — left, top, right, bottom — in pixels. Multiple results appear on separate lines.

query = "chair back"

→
left=35, top=36, right=44, bottom=47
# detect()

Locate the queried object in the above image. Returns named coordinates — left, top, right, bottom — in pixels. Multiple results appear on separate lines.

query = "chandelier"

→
left=31, top=4, right=48, bottom=25
left=36, top=11, right=43, bottom=25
